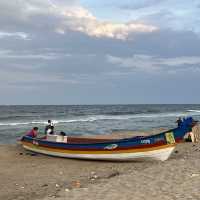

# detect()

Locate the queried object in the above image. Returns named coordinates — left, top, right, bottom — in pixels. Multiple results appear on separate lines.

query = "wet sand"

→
left=1, top=131, right=200, bottom=200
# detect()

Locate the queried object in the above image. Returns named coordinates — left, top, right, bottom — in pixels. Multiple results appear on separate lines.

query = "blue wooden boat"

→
left=20, top=117, right=195, bottom=161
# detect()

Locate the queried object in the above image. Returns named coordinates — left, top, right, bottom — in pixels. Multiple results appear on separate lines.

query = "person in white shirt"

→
left=45, top=120, right=54, bottom=134
left=46, top=125, right=54, bottom=135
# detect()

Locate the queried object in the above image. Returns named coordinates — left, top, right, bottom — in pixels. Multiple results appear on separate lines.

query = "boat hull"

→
left=22, top=141, right=175, bottom=161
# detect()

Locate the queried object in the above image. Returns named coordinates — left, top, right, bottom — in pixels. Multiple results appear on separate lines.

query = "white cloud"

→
left=0, top=1, right=158, bottom=40
left=57, top=5, right=158, bottom=39
left=160, top=56, right=200, bottom=66
left=67, top=19, right=157, bottom=40
left=0, top=31, right=29, bottom=40
left=107, top=54, right=200, bottom=72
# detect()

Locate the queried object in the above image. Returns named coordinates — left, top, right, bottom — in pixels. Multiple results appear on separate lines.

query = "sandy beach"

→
left=1, top=130, right=200, bottom=200
left=1, top=0, right=200, bottom=198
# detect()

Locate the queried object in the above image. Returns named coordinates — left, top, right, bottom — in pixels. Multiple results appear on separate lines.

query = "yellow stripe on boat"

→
left=21, top=141, right=175, bottom=154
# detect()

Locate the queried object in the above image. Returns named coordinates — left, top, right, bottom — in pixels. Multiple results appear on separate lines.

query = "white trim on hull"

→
left=23, top=145, right=175, bottom=161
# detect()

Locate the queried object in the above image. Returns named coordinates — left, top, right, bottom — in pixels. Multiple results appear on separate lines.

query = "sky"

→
left=0, top=0, right=200, bottom=104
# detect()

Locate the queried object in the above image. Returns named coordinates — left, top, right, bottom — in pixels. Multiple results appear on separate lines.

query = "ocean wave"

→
left=0, top=110, right=199, bottom=127
left=187, top=110, right=200, bottom=113
left=0, top=121, right=46, bottom=126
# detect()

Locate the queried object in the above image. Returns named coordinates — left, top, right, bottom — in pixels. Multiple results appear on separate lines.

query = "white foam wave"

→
left=187, top=110, right=200, bottom=113
left=0, top=121, right=47, bottom=126
left=0, top=111, right=199, bottom=127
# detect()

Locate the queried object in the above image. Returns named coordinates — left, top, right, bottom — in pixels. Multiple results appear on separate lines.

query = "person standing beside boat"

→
left=26, top=127, right=38, bottom=138
left=176, top=117, right=183, bottom=127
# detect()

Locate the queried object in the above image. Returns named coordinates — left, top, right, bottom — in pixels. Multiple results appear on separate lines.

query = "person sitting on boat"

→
left=45, top=120, right=53, bottom=134
left=26, top=127, right=38, bottom=138
left=46, top=125, right=54, bottom=135
left=176, top=117, right=183, bottom=127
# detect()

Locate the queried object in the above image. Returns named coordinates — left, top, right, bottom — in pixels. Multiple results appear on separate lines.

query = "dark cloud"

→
left=1, top=29, right=200, bottom=81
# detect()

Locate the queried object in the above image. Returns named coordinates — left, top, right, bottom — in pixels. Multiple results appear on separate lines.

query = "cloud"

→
left=107, top=54, right=200, bottom=73
left=0, top=1, right=158, bottom=40
left=120, top=0, right=165, bottom=10
left=159, top=56, right=200, bottom=66
left=0, top=67, right=79, bottom=89
left=0, top=31, right=29, bottom=40
left=116, top=0, right=200, bottom=35
left=0, top=49, right=71, bottom=60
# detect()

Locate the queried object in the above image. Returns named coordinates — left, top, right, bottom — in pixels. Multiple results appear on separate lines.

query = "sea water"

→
left=0, top=104, right=200, bottom=144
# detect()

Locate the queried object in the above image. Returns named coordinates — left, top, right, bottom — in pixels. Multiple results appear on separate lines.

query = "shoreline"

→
left=1, top=140, right=200, bottom=200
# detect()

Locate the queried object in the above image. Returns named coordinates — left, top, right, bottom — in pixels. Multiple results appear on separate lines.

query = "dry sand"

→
left=1, top=131, right=200, bottom=200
